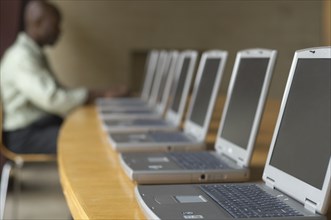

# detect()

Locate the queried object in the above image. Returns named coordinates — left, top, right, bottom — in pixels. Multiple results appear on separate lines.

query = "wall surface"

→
left=0, top=0, right=22, bottom=58
left=48, top=0, right=324, bottom=98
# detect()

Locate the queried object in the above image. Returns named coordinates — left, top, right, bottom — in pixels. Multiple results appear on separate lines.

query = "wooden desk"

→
left=58, top=105, right=145, bottom=219
left=58, top=98, right=330, bottom=219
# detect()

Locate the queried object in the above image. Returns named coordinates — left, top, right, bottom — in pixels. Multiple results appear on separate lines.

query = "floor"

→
left=2, top=162, right=71, bottom=220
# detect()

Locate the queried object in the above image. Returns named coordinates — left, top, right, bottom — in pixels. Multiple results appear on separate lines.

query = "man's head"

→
left=24, top=0, right=62, bottom=47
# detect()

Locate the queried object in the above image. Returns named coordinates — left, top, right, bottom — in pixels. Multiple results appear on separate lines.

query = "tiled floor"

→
left=2, top=162, right=71, bottom=220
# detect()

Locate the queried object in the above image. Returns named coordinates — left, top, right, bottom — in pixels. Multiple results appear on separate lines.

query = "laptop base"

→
left=136, top=184, right=325, bottom=220
left=119, top=153, right=248, bottom=184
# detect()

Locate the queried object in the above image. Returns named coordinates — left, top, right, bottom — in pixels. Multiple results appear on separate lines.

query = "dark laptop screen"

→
left=190, top=58, right=221, bottom=126
left=141, top=51, right=156, bottom=98
left=270, top=58, right=331, bottom=190
left=220, top=58, right=270, bottom=149
left=156, top=56, right=174, bottom=104
left=148, top=57, right=161, bottom=99
left=170, top=58, right=191, bottom=113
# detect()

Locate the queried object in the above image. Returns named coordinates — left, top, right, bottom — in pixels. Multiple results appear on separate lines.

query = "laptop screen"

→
left=141, top=51, right=156, bottom=99
left=189, top=58, right=221, bottom=126
left=220, top=58, right=270, bottom=149
left=156, top=56, right=174, bottom=104
left=170, top=58, right=191, bottom=113
left=148, top=56, right=162, bottom=99
left=270, top=58, right=331, bottom=190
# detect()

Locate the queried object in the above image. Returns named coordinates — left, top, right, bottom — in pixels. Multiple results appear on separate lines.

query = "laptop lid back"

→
left=263, top=47, right=331, bottom=215
left=215, top=48, right=277, bottom=167
left=141, top=50, right=159, bottom=101
left=165, top=51, right=198, bottom=127
left=183, top=50, right=228, bottom=141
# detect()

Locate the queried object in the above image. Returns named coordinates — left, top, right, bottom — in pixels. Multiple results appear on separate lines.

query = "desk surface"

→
left=58, top=98, right=330, bottom=219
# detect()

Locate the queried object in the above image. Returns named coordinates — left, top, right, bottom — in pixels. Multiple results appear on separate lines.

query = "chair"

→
left=0, top=105, right=56, bottom=220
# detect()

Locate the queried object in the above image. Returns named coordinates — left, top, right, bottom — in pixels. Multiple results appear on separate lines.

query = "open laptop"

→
left=98, top=50, right=168, bottom=112
left=135, top=46, right=331, bottom=219
left=98, top=51, right=179, bottom=119
left=119, top=48, right=277, bottom=183
left=109, top=50, right=228, bottom=152
left=100, top=50, right=198, bottom=133
left=96, top=49, right=159, bottom=108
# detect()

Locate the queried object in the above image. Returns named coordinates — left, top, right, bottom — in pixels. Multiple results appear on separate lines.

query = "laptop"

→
left=98, top=51, right=179, bottom=120
left=109, top=50, right=228, bottom=152
left=135, top=46, right=331, bottom=219
left=96, top=49, right=159, bottom=108
left=100, top=50, right=198, bottom=133
left=120, top=48, right=277, bottom=184
left=97, top=50, right=168, bottom=113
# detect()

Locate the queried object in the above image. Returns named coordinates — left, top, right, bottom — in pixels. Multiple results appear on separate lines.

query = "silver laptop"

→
left=98, top=51, right=179, bottom=119
left=120, top=48, right=277, bottom=184
left=97, top=50, right=167, bottom=113
left=96, top=49, right=159, bottom=107
left=135, top=46, right=331, bottom=220
left=101, top=50, right=198, bottom=133
left=109, top=50, right=228, bottom=152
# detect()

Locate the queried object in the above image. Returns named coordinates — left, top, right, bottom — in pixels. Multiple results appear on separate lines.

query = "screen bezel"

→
left=165, top=51, right=198, bottom=127
left=215, top=48, right=277, bottom=166
left=148, top=51, right=169, bottom=106
left=141, top=50, right=159, bottom=101
left=263, top=47, right=331, bottom=214
left=155, top=51, right=179, bottom=115
left=184, top=50, right=228, bottom=141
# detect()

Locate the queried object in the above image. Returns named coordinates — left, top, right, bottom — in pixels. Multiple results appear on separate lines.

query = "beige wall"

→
left=323, top=0, right=330, bottom=45
left=48, top=0, right=324, bottom=99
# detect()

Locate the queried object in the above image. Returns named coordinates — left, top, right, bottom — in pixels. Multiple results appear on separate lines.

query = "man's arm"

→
left=14, top=52, right=88, bottom=116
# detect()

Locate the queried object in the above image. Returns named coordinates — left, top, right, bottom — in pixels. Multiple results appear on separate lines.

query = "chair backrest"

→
left=0, top=99, right=56, bottom=163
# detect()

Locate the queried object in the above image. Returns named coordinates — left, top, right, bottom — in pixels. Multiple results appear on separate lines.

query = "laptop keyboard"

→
left=105, top=119, right=167, bottom=126
left=131, top=119, right=168, bottom=126
left=169, top=152, right=230, bottom=169
left=101, top=109, right=153, bottom=114
left=151, top=132, right=191, bottom=142
left=200, top=184, right=304, bottom=218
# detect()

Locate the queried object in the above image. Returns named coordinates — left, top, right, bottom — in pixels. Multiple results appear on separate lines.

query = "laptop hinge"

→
left=186, top=132, right=202, bottom=141
left=265, top=177, right=275, bottom=189
left=304, top=198, right=317, bottom=213
left=220, top=153, right=238, bottom=165
left=236, top=157, right=245, bottom=168
left=186, top=132, right=196, bottom=139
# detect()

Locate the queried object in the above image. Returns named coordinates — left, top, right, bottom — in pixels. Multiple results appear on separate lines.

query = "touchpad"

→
left=175, top=195, right=207, bottom=203
left=148, top=157, right=169, bottom=163
left=154, top=195, right=178, bottom=204
left=128, top=134, right=147, bottom=142
left=154, top=195, right=208, bottom=204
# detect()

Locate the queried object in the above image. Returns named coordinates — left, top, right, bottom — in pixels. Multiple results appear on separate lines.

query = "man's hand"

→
left=85, top=85, right=130, bottom=104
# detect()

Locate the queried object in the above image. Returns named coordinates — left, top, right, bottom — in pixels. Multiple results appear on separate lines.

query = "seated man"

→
left=0, top=0, right=127, bottom=154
